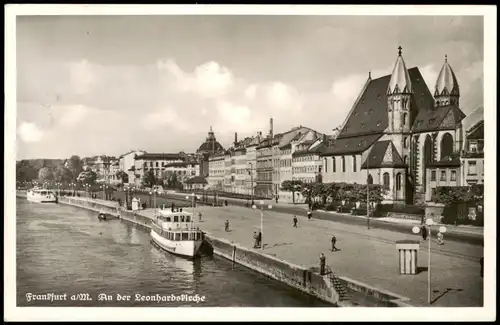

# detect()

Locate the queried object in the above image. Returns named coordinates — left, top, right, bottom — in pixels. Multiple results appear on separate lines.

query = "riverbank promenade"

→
left=142, top=204, right=483, bottom=307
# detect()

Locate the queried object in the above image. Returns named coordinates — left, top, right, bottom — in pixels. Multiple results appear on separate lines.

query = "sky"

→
left=15, top=14, right=484, bottom=160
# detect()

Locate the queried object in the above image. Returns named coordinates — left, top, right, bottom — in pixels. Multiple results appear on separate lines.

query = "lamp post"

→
left=252, top=200, right=273, bottom=250
left=412, top=219, right=447, bottom=304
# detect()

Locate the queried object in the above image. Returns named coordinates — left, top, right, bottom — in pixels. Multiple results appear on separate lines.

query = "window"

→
left=332, top=157, right=336, bottom=173
left=404, top=136, right=408, bottom=149
left=469, top=141, right=478, bottom=153
left=383, top=173, right=390, bottom=190
left=451, top=170, right=457, bottom=181
left=341, top=156, right=346, bottom=172
left=440, top=170, right=447, bottom=181
left=468, top=161, right=477, bottom=175
left=156, top=162, right=159, bottom=167
left=402, top=113, right=407, bottom=127
left=396, top=173, right=402, bottom=191
left=367, top=174, right=373, bottom=185
left=431, top=170, right=436, bottom=181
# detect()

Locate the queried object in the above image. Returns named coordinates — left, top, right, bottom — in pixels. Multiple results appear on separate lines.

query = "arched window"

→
left=352, top=155, right=357, bottom=172
left=383, top=172, right=390, bottom=190
left=403, top=155, right=408, bottom=165
left=332, top=157, right=336, bottom=173
left=367, top=174, right=373, bottom=185
left=341, top=156, right=346, bottom=172
left=441, top=133, right=454, bottom=160
left=324, top=158, right=328, bottom=173
left=402, top=113, right=407, bottom=127
left=396, top=173, right=402, bottom=191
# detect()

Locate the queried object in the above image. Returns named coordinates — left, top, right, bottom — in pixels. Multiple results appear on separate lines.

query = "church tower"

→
left=434, top=55, right=460, bottom=107
left=387, top=46, right=413, bottom=158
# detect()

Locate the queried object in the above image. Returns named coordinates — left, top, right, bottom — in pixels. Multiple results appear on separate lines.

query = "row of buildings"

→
left=205, top=47, right=484, bottom=204
left=89, top=46, right=484, bottom=206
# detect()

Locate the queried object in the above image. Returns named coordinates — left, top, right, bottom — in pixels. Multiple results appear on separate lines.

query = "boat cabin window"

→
left=175, top=233, right=181, bottom=241
left=165, top=217, right=171, bottom=222
left=173, top=215, right=179, bottom=222
left=41, top=191, right=47, bottom=195
left=182, top=232, right=189, bottom=240
left=185, top=216, right=191, bottom=222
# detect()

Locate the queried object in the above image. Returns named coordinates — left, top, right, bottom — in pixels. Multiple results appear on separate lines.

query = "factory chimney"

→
left=234, top=132, right=238, bottom=146
left=269, top=118, right=274, bottom=140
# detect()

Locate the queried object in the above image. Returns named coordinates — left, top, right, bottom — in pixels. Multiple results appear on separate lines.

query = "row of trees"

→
left=281, top=180, right=386, bottom=208
left=141, top=170, right=183, bottom=189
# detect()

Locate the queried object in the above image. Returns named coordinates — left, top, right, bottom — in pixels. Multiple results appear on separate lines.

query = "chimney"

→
left=234, top=132, right=238, bottom=146
left=269, top=118, right=274, bottom=139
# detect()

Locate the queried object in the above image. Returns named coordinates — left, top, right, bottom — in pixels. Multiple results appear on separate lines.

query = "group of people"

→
left=419, top=224, right=445, bottom=245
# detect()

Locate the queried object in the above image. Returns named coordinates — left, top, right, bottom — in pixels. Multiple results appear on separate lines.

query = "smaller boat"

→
left=98, top=212, right=107, bottom=220
left=27, top=188, right=57, bottom=203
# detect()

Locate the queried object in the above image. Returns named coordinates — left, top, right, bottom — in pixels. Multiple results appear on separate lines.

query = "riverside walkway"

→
left=142, top=204, right=483, bottom=307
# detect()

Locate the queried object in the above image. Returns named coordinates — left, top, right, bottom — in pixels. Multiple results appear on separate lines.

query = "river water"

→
left=16, top=199, right=331, bottom=307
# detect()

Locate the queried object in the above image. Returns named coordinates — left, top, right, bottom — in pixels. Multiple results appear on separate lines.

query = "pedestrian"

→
left=275, top=196, right=278, bottom=204
left=253, top=231, right=259, bottom=248
left=437, top=231, right=444, bottom=245
left=480, top=257, right=484, bottom=278
left=293, top=215, right=298, bottom=228
left=331, top=235, right=339, bottom=252
left=198, top=211, right=202, bottom=222
left=421, top=225, right=428, bottom=241
left=225, top=199, right=228, bottom=207
left=258, top=231, right=262, bottom=247
left=225, top=220, right=229, bottom=232
left=319, top=253, right=326, bottom=275
left=307, top=210, right=312, bottom=220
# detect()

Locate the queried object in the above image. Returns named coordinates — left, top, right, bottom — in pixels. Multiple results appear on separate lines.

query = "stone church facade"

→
left=320, top=46, right=466, bottom=204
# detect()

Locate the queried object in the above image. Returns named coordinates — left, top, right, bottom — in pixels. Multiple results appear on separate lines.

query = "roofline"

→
left=337, top=76, right=372, bottom=138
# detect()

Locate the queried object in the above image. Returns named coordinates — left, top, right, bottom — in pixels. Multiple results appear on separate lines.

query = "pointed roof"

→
left=435, top=55, right=460, bottom=97
left=361, top=141, right=406, bottom=169
left=387, top=46, right=412, bottom=95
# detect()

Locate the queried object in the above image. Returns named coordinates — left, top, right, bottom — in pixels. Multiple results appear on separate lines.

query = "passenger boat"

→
left=26, top=188, right=57, bottom=203
left=150, top=209, right=204, bottom=259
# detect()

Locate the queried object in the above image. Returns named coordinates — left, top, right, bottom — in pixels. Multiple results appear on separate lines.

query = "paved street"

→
left=158, top=205, right=483, bottom=307
left=161, top=191, right=483, bottom=246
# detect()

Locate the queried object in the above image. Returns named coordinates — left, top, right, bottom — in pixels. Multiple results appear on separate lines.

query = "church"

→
left=320, top=46, right=466, bottom=205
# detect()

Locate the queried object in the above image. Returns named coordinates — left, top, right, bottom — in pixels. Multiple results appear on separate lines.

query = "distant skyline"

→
left=16, top=14, right=484, bottom=160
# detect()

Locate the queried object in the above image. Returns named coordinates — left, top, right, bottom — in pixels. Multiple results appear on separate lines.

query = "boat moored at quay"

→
left=26, top=188, right=57, bottom=203
left=150, top=208, right=204, bottom=259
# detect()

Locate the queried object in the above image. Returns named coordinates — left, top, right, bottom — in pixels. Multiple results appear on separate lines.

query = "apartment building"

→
left=133, top=153, right=186, bottom=186
left=460, top=120, right=484, bottom=186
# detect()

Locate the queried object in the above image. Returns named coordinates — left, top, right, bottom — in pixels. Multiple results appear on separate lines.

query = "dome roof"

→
left=198, top=140, right=224, bottom=154
left=435, top=55, right=459, bottom=97
left=387, top=46, right=412, bottom=95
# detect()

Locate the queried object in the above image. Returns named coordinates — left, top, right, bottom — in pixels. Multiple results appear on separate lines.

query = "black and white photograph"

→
left=4, top=4, right=496, bottom=322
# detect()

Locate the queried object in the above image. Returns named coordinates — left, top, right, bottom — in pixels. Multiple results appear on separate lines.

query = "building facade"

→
left=133, top=153, right=186, bottom=186
left=321, top=47, right=468, bottom=204
left=460, top=120, right=484, bottom=186
left=119, top=150, right=146, bottom=185
left=207, top=153, right=226, bottom=191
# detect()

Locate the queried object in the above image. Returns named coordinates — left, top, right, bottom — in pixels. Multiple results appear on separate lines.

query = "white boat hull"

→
left=150, top=229, right=202, bottom=259
left=27, top=192, right=57, bottom=203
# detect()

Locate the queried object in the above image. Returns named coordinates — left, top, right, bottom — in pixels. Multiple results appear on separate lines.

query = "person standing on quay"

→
left=307, top=210, right=312, bottom=220
left=437, top=231, right=444, bottom=245
left=319, top=253, right=326, bottom=275
left=293, top=215, right=298, bottom=228
left=258, top=230, right=262, bottom=248
left=253, top=231, right=259, bottom=248
left=420, top=224, right=428, bottom=241
left=331, top=235, right=339, bottom=252
left=225, top=220, right=230, bottom=232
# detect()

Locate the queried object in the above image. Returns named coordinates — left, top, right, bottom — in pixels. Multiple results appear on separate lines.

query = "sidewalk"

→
left=187, top=205, right=483, bottom=307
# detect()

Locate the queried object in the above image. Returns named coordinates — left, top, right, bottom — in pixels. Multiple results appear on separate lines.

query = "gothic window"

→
left=441, top=133, right=454, bottom=160
left=352, top=155, right=357, bottom=172
left=403, top=155, right=408, bottom=165
left=404, top=136, right=408, bottom=149
left=367, top=174, right=373, bottom=185
left=332, top=157, right=336, bottom=173
left=396, top=173, right=402, bottom=191
left=383, top=172, right=390, bottom=190
left=341, top=156, right=346, bottom=173
left=403, top=113, right=407, bottom=127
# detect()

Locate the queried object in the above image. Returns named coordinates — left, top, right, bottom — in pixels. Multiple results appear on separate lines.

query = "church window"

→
left=332, top=157, right=336, bottom=173
left=396, top=173, right=402, bottom=191
left=403, top=113, right=407, bottom=126
left=441, top=133, right=454, bottom=160
left=324, top=158, right=328, bottom=173
left=403, top=155, right=408, bottom=165
left=383, top=173, right=390, bottom=190
left=352, top=155, right=357, bottom=172
left=404, top=136, right=409, bottom=149
left=341, top=157, right=346, bottom=173
left=367, top=174, right=373, bottom=184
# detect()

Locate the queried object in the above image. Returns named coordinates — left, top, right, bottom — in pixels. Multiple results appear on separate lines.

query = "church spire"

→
left=434, top=55, right=460, bottom=107
left=387, top=46, right=412, bottom=95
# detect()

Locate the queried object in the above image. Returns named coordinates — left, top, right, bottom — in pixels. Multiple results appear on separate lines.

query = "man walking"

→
left=331, top=235, right=339, bottom=252
left=224, top=220, right=230, bottom=232
left=293, top=215, right=298, bottom=228
left=307, top=210, right=312, bottom=220
left=421, top=224, right=428, bottom=241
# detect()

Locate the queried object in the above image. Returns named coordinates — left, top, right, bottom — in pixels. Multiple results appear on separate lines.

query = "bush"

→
left=377, top=203, right=425, bottom=216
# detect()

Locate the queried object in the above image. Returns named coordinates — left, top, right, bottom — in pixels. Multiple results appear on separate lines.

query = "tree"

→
left=53, top=166, right=73, bottom=184
left=281, top=180, right=304, bottom=204
left=67, top=155, right=84, bottom=180
left=142, top=170, right=156, bottom=188
left=38, top=167, right=54, bottom=183
left=116, top=170, right=129, bottom=184
left=77, top=170, right=97, bottom=185
left=16, top=161, right=38, bottom=183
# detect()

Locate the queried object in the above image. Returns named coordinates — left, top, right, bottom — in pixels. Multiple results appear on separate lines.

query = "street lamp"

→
left=412, top=219, right=447, bottom=304
left=252, top=200, right=273, bottom=250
